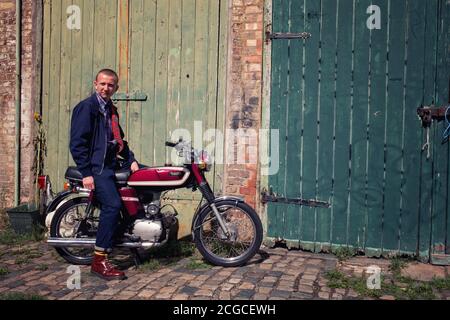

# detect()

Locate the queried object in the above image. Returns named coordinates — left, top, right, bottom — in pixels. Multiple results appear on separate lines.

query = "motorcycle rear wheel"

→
left=49, top=197, right=97, bottom=265
left=193, top=200, right=263, bottom=267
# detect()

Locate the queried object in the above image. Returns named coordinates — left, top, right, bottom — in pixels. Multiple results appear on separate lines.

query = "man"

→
left=70, top=69, right=139, bottom=280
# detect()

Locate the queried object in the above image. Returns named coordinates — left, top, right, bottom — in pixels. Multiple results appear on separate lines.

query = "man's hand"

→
left=83, top=176, right=95, bottom=190
left=131, top=161, right=139, bottom=173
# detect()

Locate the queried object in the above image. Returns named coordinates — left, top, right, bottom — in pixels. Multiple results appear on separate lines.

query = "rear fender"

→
left=44, top=190, right=90, bottom=216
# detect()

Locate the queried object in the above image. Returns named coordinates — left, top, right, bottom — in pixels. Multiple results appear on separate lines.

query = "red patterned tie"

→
left=111, top=105, right=124, bottom=154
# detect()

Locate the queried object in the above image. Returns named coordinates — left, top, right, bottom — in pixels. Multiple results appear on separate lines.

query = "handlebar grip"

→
left=165, top=141, right=177, bottom=147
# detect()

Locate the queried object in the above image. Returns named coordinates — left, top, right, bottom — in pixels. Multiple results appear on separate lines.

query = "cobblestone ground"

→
left=0, top=241, right=449, bottom=300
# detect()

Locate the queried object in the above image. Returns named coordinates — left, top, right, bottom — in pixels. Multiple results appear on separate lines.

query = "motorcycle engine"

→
left=132, top=219, right=163, bottom=242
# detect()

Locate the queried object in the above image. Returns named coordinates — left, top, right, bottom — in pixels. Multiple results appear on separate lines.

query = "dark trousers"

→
left=93, top=167, right=122, bottom=252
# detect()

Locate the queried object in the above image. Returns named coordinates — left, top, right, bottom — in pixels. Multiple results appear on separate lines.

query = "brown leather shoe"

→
left=91, top=254, right=126, bottom=281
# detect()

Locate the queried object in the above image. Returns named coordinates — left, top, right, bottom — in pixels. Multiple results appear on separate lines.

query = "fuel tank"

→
left=127, top=167, right=191, bottom=188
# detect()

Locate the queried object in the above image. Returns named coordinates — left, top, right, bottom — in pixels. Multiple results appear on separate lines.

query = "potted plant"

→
left=6, top=203, right=41, bottom=235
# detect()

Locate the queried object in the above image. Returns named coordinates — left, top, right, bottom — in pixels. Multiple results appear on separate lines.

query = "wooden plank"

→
left=400, top=0, right=425, bottom=254
left=117, top=0, right=129, bottom=125
left=140, top=0, right=157, bottom=165
left=179, top=0, right=195, bottom=152
left=192, top=0, right=209, bottom=154
left=104, top=0, right=118, bottom=69
left=81, top=0, right=95, bottom=98
left=206, top=0, right=218, bottom=132
left=166, top=0, right=187, bottom=201
left=331, top=0, right=353, bottom=247
left=47, top=0, right=62, bottom=184
left=167, top=0, right=182, bottom=146
left=300, top=0, right=320, bottom=246
left=316, top=0, right=337, bottom=249
left=128, top=0, right=144, bottom=161
left=69, top=0, right=84, bottom=167
left=443, top=0, right=450, bottom=255
left=42, top=0, right=51, bottom=143
left=284, top=0, right=303, bottom=243
left=365, top=0, right=388, bottom=256
left=432, top=0, right=449, bottom=256
left=348, top=0, right=371, bottom=251
left=267, top=0, right=287, bottom=238
left=382, top=0, right=407, bottom=252
left=93, top=0, right=106, bottom=75
left=213, top=0, right=228, bottom=194
left=154, top=0, right=170, bottom=165
left=205, top=0, right=219, bottom=191
left=57, top=0, right=73, bottom=185
left=418, top=0, right=438, bottom=260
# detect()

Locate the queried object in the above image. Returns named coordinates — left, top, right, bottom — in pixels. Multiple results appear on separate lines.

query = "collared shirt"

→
left=96, top=93, right=113, bottom=141
left=96, top=92, right=108, bottom=116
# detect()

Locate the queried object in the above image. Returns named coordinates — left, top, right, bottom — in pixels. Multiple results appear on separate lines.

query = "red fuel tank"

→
left=127, top=167, right=190, bottom=187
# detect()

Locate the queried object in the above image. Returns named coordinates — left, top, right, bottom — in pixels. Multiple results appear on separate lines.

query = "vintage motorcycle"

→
left=41, top=139, right=263, bottom=267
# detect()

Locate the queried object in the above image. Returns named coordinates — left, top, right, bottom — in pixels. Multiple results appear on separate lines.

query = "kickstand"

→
left=129, top=248, right=142, bottom=270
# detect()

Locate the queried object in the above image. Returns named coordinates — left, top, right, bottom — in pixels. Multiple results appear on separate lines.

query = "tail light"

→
left=38, top=175, right=47, bottom=190
left=63, top=182, right=71, bottom=191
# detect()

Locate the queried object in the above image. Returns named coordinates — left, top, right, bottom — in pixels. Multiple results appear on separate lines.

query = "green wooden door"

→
left=42, top=0, right=228, bottom=236
left=268, top=0, right=449, bottom=260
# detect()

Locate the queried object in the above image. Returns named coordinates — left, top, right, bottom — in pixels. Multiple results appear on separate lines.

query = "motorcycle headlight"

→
left=198, top=150, right=212, bottom=171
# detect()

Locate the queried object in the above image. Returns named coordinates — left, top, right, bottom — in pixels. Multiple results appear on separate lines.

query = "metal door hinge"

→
left=112, top=92, right=148, bottom=102
left=265, top=31, right=312, bottom=41
left=261, top=188, right=330, bottom=208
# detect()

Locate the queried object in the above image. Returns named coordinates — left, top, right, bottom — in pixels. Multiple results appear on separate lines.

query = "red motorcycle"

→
left=43, top=139, right=263, bottom=267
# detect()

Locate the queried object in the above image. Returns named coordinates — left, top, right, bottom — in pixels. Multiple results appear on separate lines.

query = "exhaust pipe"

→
left=47, top=237, right=164, bottom=249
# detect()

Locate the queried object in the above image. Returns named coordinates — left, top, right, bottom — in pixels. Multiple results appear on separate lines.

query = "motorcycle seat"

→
left=65, top=166, right=131, bottom=183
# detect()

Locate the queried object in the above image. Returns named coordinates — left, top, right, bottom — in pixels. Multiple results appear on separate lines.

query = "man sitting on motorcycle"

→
left=70, top=69, right=139, bottom=280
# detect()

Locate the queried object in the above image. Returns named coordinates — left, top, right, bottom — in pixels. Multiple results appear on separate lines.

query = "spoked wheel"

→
left=193, top=200, right=263, bottom=267
left=50, top=197, right=99, bottom=265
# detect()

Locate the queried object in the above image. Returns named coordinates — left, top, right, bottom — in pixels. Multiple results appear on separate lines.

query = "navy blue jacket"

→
left=70, top=93, right=136, bottom=178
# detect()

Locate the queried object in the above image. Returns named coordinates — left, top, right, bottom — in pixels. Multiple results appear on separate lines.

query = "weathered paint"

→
left=42, top=0, right=228, bottom=237
left=267, top=0, right=450, bottom=260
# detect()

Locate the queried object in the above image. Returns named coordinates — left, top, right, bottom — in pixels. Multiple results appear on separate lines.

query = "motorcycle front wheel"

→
left=49, top=197, right=98, bottom=265
left=193, top=200, right=263, bottom=267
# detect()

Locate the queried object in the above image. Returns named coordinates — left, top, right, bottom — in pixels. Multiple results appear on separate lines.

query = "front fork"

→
left=197, top=180, right=230, bottom=237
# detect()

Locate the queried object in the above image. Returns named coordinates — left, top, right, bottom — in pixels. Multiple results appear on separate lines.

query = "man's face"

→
left=94, top=73, right=118, bottom=100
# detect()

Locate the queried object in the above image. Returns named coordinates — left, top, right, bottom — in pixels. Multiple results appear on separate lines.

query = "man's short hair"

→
left=96, top=69, right=119, bottom=82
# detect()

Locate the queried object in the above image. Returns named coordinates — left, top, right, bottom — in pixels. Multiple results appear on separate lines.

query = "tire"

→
left=193, top=200, right=263, bottom=267
left=50, top=197, right=98, bottom=265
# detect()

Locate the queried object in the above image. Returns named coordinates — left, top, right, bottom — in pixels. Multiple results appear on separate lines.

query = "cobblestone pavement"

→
left=0, top=241, right=449, bottom=300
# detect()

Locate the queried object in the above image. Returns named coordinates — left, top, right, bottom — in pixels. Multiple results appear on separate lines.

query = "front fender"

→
left=191, top=196, right=245, bottom=239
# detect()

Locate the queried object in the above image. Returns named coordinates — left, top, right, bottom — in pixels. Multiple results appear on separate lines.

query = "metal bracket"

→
left=112, top=92, right=148, bottom=102
left=261, top=188, right=330, bottom=208
left=265, top=31, right=312, bottom=41
left=417, top=105, right=448, bottom=128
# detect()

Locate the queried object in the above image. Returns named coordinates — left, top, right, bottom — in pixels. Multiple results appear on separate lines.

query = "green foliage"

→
left=325, top=256, right=450, bottom=300
left=36, top=264, right=49, bottom=271
left=0, top=225, right=45, bottom=245
left=185, top=258, right=212, bottom=270
left=139, top=259, right=162, bottom=272
left=138, top=240, right=198, bottom=272
left=332, top=247, right=357, bottom=261
left=0, top=266, right=9, bottom=277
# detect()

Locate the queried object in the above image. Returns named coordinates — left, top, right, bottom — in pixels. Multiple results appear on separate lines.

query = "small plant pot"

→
left=6, top=204, right=41, bottom=235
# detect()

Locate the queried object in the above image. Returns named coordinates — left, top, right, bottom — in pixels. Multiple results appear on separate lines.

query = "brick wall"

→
left=224, top=0, right=264, bottom=210
left=0, top=0, right=35, bottom=209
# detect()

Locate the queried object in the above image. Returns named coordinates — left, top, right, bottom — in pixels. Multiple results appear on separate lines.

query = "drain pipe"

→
left=14, top=0, right=22, bottom=206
